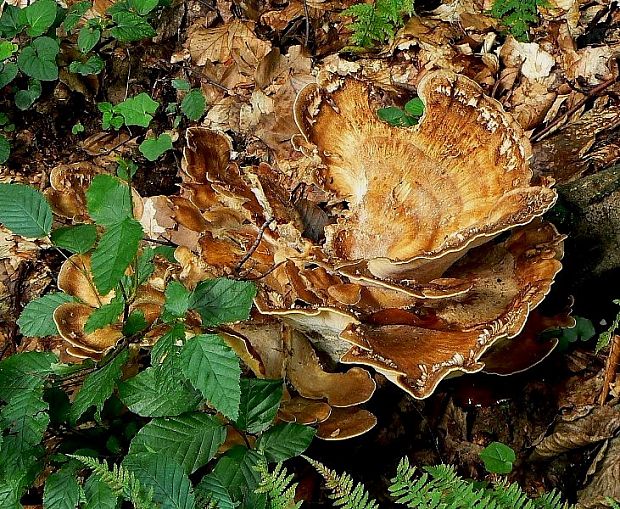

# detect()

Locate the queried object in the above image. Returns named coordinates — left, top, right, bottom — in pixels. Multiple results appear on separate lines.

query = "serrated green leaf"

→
left=196, top=473, right=235, bottom=509
left=212, top=446, right=262, bottom=503
left=139, top=133, right=172, bottom=161
left=78, top=26, right=101, bottom=53
left=17, top=36, right=59, bottom=81
left=181, top=89, right=206, bottom=121
left=84, top=300, right=124, bottom=333
left=86, top=174, right=133, bottom=226
left=0, top=5, right=26, bottom=38
left=63, top=1, right=92, bottom=32
left=151, top=323, right=184, bottom=365
left=70, top=349, right=129, bottom=423
left=51, top=224, right=97, bottom=253
left=0, top=351, right=57, bottom=402
left=123, top=309, right=147, bottom=335
left=129, top=413, right=226, bottom=474
left=257, top=423, right=315, bottom=462
left=0, top=134, right=9, bottom=164
left=123, top=454, right=196, bottom=509
left=234, top=379, right=282, bottom=434
left=91, top=217, right=143, bottom=295
left=480, top=441, right=515, bottom=474
left=128, top=0, right=159, bottom=15
left=180, top=334, right=241, bottom=420
left=114, top=92, right=159, bottom=128
left=0, top=387, right=49, bottom=447
left=162, top=281, right=190, bottom=322
left=189, top=278, right=256, bottom=327
left=69, top=54, right=105, bottom=75
left=14, top=79, right=42, bottom=110
left=0, top=182, right=53, bottom=238
left=43, top=465, right=80, bottom=509
left=24, top=0, right=58, bottom=37
left=83, top=474, right=118, bottom=509
left=0, top=479, right=22, bottom=509
left=404, top=97, right=424, bottom=117
left=0, top=62, right=19, bottom=88
left=118, top=366, right=201, bottom=417
left=17, top=292, right=74, bottom=337
left=110, top=11, right=157, bottom=42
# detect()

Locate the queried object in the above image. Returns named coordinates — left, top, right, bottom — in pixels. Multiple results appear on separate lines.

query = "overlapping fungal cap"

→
left=294, top=70, right=557, bottom=281
left=165, top=69, right=567, bottom=437
left=53, top=253, right=166, bottom=360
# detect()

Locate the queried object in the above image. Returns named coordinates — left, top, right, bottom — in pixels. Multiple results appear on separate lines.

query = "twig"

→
left=302, top=0, right=310, bottom=48
left=531, top=75, right=617, bottom=143
left=599, top=334, right=620, bottom=405
left=234, top=218, right=274, bottom=274
left=143, top=236, right=176, bottom=246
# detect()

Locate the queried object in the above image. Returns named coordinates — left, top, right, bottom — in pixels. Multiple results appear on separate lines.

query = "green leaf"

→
left=181, top=89, right=206, bottom=121
left=78, top=26, right=101, bottom=53
left=377, top=106, right=406, bottom=126
left=91, top=217, right=143, bottom=295
left=86, top=174, right=134, bottom=226
left=189, top=278, right=256, bottom=327
left=71, top=122, right=86, bottom=134
left=110, top=11, right=157, bottom=42
left=0, top=351, right=57, bottom=402
left=0, top=387, right=49, bottom=448
left=123, top=309, right=147, bottom=335
left=83, top=474, right=118, bottom=509
left=118, top=366, right=201, bottom=417
left=180, top=334, right=241, bottom=420
left=84, top=300, right=124, bottom=333
left=129, top=413, right=227, bottom=474
left=0, top=62, right=19, bottom=88
left=212, top=446, right=262, bottom=503
left=0, top=182, right=53, bottom=238
left=0, top=134, right=10, bottom=164
left=0, top=40, right=17, bottom=60
left=234, top=379, right=282, bottom=434
left=0, top=5, right=26, bottom=38
left=0, top=479, right=22, bottom=509
left=14, top=79, right=42, bottom=110
left=404, top=97, right=424, bottom=117
left=128, top=0, right=160, bottom=15
left=151, top=323, right=184, bottom=365
left=17, top=292, right=74, bottom=337
left=257, top=423, right=315, bottom=462
left=172, top=78, right=190, bottom=91
left=139, top=133, right=172, bottom=161
left=114, top=92, right=159, bottom=128
left=24, top=0, right=58, bottom=37
left=43, top=465, right=80, bottom=509
left=70, top=349, right=129, bottom=422
left=63, top=1, right=92, bottom=32
left=51, top=224, right=97, bottom=253
left=135, top=247, right=155, bottom=285
left=69, top=54, right=105, bottom=75
left=196, top=473, right=235, bottom=509
left=123, top=454, right=196, bottom=509
left=117, top=158, right=138, bottom=180
left=480, top=441, right=516, bottom=474
left=162, top=281, right=190, bottom=322
left=17, top=36, right=59, bottom=81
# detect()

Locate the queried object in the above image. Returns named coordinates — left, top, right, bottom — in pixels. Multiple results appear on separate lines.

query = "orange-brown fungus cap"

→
left=54, top=302, right=122, bottom=354
left=294, top=70, right=557, bottom=280
left=316, top=407, right=377, bottom=440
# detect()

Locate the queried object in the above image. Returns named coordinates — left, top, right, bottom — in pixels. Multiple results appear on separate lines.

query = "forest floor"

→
left=1, top=0, right=620, bottom=507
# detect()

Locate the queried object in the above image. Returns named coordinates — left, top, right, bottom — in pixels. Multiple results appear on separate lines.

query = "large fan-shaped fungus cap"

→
left=294, top=70, right=557, bottom=280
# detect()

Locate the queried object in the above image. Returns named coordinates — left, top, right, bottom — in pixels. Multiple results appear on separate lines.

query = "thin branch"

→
left=234, top=218, right=274, bottom=274
left=531, top=75, right=617, bottom=143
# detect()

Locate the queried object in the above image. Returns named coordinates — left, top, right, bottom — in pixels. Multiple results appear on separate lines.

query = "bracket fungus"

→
left=148, top=70, right=564, bottom=438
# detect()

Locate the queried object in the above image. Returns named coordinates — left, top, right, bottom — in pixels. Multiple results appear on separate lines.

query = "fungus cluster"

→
left=53, top=70, right=568, bottom=439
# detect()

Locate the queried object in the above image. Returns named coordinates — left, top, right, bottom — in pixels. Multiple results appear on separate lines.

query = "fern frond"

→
left=343, top=0, right=414, bottom=47
left=304, top=456, right=379, bottom=509
left=489, top=0, right=545, bottom=40
left=70, top=454, right=156, bottom=509
left=255, top=459, right=302, bottom=509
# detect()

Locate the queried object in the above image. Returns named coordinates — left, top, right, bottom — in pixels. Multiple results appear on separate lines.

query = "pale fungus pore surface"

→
left=158, top=69, right=565, bottom=436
